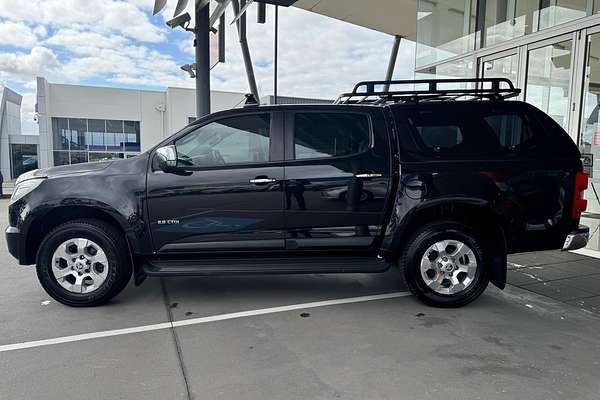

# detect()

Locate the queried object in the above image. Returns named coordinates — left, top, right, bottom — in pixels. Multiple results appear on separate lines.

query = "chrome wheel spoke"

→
left=54, top=267, right=74, bottom=279
left=51, top=238, right=109, bottom=294
left=420, top=239, right=478, bottom=295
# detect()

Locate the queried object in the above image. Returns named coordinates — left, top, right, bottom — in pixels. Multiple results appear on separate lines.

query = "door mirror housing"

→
left=156, top=145, right=177, bottom=171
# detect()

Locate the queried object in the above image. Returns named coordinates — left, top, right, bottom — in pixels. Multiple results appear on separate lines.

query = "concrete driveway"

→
left=1, top=199, right=600, bottom=400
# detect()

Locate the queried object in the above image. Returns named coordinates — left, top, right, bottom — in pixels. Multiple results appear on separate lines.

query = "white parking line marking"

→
left=0, top=292, right=411, bottom=353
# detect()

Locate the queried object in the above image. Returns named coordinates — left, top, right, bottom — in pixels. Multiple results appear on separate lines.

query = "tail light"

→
left=572, top=171, right=589, bottom=220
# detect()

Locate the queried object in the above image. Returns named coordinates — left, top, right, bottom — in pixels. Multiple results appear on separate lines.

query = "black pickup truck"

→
left=5, top=78, right=589, bottom=307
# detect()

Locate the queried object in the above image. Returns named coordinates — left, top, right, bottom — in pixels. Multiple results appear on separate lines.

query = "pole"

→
left=274, top=5, right=279, bottom=104
left=384, top=35, right=402, bottom=91
left=195, top=0, right=211, bottom=118
left=232, top=0, right=259, bottom=101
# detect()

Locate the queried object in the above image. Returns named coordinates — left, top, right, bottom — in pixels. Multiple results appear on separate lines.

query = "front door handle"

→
left=355, top=173, right=383, bottom=179
left=250, top=177, right=277, bottom=185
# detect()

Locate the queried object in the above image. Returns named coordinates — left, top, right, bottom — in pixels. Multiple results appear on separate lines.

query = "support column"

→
left=232, top=0, right=260, bottom=101
left=274, top=5, right=279, bottom=104
left=384, top=35, right=402, bottom=91
left=195, top=0, right=211, bottom=118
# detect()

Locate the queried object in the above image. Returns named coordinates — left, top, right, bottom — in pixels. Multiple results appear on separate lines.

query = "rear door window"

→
left=293, top=113, right=371, bottom=159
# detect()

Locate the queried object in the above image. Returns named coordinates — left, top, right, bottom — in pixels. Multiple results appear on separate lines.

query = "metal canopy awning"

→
left=292, top=0, right=417, bottom=39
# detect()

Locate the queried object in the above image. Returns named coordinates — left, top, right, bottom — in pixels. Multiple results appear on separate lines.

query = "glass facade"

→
left=525, top=40, right=573, bottom=130
left=416, top=0, right=477, bottom=67
left=10, top=144, right=38, bottom=179
left=483, top=0, right=538, bottom=47
left=52, top=118, right=141, bottom=166
left=417, top=0, right=594, bottom=69
left=482, top=53, right=519, bottom=84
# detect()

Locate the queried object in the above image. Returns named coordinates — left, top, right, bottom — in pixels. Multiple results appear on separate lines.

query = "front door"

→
left=282, top=108, right=393, bottom=253
left=147, top=112, right=285, bottom=253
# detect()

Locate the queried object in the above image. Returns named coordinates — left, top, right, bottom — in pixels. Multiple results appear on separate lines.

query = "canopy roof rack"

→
left=335, top=78, right=521, bottom=105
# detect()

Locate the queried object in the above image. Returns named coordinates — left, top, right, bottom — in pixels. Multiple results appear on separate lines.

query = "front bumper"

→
left=5, top=226, right=21, bottom=261
left=562, top=225, right=589, bottom=251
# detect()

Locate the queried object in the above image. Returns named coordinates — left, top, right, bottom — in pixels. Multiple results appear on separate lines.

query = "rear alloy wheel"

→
left=36, top=219, right=132, bottom=307
left=419, top=239, right=478, bottom=295
left=400, top=221, right=489, bottom=307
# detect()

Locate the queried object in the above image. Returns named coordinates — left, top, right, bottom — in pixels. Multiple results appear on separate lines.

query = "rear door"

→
left=282, top=107, right=393, bottom=252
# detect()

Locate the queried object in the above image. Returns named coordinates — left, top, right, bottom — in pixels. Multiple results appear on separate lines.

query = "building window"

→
left=51, top=118, right=141, bottom=166
left=525, top=40, right=573, bottom=130
left=482, top=53, right=519, bottom=88
left=416, top=0, right=478, bottom=67
left=483, top=0, right=588, bottom=48
left=10, top=144, right=38, bottom=179
left=416, top=58, right=476, bottom=86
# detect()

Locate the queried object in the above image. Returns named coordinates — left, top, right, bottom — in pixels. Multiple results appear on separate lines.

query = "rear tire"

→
left=36, top=219, right=132, bottom=307
left=399, top=221, right=489, bottom=307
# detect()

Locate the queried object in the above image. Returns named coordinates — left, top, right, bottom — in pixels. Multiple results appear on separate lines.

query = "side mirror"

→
left=156, top=145, right=177, bottom=171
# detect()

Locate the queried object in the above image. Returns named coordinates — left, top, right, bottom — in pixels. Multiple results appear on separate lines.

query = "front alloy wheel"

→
left=36, top=219, right=132, bottom=307
left=52, top=238, right=109, bottom=294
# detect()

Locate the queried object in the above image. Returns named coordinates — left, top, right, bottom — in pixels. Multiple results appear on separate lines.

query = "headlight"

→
left=10, top=178, right=45, bottom=204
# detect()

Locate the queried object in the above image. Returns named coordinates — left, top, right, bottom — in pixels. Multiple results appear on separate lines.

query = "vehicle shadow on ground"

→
left=111, top=267, right=410, bottom=311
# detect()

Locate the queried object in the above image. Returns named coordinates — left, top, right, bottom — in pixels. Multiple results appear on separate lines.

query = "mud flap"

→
left=490, top=254, right=507, bottom=289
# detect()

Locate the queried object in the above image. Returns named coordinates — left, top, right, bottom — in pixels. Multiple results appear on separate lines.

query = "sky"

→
left=0, top=0, right=415, bottom=134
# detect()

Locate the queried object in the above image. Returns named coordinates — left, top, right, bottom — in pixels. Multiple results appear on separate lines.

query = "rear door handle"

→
left=355, top=173, right=383, bottom=179
left=250, top=177, right=277, bottom=184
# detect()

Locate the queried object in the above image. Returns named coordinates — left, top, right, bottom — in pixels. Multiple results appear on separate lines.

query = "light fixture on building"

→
left=180, top=63, right=196, bottom=78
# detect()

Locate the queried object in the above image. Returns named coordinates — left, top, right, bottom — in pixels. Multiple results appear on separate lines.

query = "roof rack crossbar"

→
left=335, top=78, right=521, bottom=105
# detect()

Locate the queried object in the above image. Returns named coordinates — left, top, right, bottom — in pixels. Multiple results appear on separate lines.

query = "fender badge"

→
left=157, top=219, right=180, bottom=225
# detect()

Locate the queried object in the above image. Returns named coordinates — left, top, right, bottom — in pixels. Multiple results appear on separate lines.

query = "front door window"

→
left=175, top=114, right=271, bottom=168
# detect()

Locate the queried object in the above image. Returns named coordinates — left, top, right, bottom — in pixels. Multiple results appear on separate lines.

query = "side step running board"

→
left=142, top=257, right=390, bottom=277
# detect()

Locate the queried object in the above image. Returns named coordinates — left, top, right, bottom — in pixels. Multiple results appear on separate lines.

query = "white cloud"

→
left=0, top=0, right=165, bottom=42
left=45, top=29, right=130, bottom=55
left=0, top=46, right=60, bottom=82
left=0, top=21, right=38, bottom=48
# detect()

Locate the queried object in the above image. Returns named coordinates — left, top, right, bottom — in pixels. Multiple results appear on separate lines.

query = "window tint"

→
left=415, top=125, right=464, bottom=152
left=294, top=113, right=370, bottom=159
left=175, top=114, right=270, bottom=167
left=405, top=106, right=544, bottom=158
left=484, top=114, right=535, bottom=151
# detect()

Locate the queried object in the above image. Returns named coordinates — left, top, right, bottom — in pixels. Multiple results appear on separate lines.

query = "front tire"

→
left=399, top=221, right=489, bottom=307
left=36, top=219, right=132, bottom=307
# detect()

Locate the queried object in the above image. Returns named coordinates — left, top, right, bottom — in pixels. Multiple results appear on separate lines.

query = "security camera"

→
left=181, top=63, right=196, bottom=78
left=166, top=12, right=191, bottom=29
